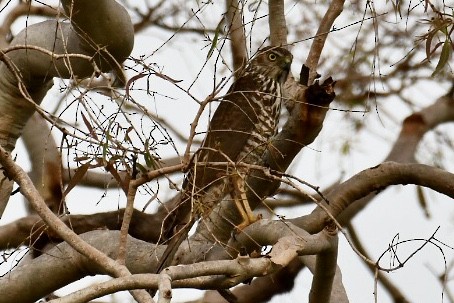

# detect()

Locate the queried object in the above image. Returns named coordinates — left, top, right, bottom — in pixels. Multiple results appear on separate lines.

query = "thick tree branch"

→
left=0, top=231, right=158, bottom=303
left=293, top=162, right=454, bottom=234
left=339, top=88, right=454, bottom=221
left=387, top=89, right=454, bottom=162
left=225, top=0, right=247, bottom=75
left=0, top=223, right=341, bottom=303
left=198, top=255, right=349, bottom=303
left=0, top=3, right=58, bottom=49
left=0, top=209, right=164, bottom=250
left=0, top=146, right=153, bottom=303
left=196, top=257, right=305, bottom=303
left=268, top=0, right=288, bottom=46
left=0, top=0, right=134, bottom=219
left=223, top=220, right=336, bottom=260
left=22, top=113, right=63, bottom=213
left=309, top=224, right=338, bottom=303
left=302, top=255, right=349, bottom=303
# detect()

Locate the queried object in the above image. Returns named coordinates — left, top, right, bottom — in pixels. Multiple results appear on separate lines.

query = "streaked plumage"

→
left=157, top=46, right=293, bottom=272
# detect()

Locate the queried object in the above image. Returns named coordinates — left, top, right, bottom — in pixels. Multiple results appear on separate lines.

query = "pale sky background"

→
left=1, top=1, right=453, bottom=302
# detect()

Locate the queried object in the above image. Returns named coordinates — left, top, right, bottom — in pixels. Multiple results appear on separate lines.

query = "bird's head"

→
left=248, top=46, right=293, bottom=84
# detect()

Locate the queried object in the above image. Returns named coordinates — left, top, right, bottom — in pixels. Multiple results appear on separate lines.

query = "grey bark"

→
left=0, top=0, right=134, bottom=218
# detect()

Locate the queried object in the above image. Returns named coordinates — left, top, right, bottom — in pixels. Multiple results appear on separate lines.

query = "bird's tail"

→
left=156, top=217, right=195, bottom=273
left=156, top=186, right=195, bottom=273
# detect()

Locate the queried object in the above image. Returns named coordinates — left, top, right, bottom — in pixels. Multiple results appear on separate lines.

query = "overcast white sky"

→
left=1, top=2, right=454, bottom=302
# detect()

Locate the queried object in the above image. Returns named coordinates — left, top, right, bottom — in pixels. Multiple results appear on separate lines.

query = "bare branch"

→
left=340, top=89, right=454, bottom=221
left=226, top=0, right=247, bottom=75
left=309, top=224, right=338, bottom=303
left=305, top=0, right=345, bottom=84
left=0, top=146, right=153, bottom=303
left=118, top=181, right=137, bottom=264
left=0, top=2, right=58, bottom=49
left=0, top=209, right=164, bottom=250
left=387, top=90, right=454, bottom=162
left=195, top=258, right=305, bottom=303
left=294, top=162, right=454, bottom=234
left=0, top=231, right=158, bottom=303
left=268, top=0, right=288, bottom=46
left=0, top=223, right=339, bottom=303
left=22, top=113, right=63, bottom=213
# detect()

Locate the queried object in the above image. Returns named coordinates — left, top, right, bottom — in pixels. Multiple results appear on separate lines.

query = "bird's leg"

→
left=230, top=173, right=260, bottom=231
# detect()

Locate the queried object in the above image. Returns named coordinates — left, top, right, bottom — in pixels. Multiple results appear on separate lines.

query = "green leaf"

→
left=416, top=185, right=430, bottom=218
left=432, top=38, right=452, bottom=76
left=425, top=30, right=437, bottom=60
left=144, top=139, right=156, bottom=169
left=206, top=19, right=223, bottom=60
left=341, top=142, right=350, bottom=155
left=135, top=163, right=148, bottom=174
left=102, top=142, right=108, bottom=165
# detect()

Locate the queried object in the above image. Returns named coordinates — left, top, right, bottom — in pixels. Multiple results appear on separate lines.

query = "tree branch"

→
left=268, top=0, right=288, bottom=46
left=0, top=0, right=135, bottom=219
left=0, top=2, right=58, bottom=49
left=293, top=162, right=454, bottom=234
left=309, top=224, right=338, bottom=303
left=0, top=146, right=153, bottom=303
left=0, top=209, right=164, bottom=251
left=305, top=0, right=345, bottom=84
left=0, top=223, right=341, bottom=303
left=225, top=0, right=247, bottom=75
left=22, top=113, right=63, bottom=213
left=339, top=88, right=454, bottom=221
left=0, top=231, right=158, bottom=303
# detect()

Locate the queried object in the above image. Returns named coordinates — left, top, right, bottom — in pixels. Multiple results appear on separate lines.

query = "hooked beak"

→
left=279, top=57, right=292, bottom=84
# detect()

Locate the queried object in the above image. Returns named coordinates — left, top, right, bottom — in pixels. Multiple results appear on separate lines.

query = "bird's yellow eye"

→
left=268, top=53, right=277, bottom=61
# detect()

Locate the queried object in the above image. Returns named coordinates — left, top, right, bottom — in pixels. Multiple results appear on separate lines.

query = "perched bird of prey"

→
left=157, top=46, right=293, bottom=272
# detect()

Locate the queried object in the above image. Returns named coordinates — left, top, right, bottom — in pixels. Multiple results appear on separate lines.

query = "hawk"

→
left=157, top=46, right=293, bottom=272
